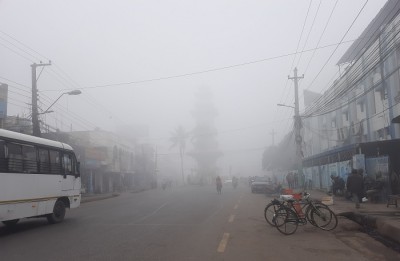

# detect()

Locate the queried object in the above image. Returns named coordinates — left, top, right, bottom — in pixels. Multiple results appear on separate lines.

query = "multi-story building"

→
left=301, top=0, right=400, bottom=195
left=44, top=130, right=139, bottom=194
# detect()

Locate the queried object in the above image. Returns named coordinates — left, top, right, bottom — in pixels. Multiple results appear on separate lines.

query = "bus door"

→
left=62, top=153, right=80, bottom=191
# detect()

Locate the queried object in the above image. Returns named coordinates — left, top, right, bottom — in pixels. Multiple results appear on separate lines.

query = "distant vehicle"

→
left=0, top=129, right=81, bottom=226
left=224, top=179, right=232, bottom=184
left=251, top=176, right=273, bottom=193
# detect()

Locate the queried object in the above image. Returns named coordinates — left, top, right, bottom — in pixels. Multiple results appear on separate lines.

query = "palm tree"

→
left=170, top=125, right=188, bottom=184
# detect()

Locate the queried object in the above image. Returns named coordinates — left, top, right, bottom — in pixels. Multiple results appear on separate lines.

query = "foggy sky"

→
left=0, top=0, right=387, bottom=177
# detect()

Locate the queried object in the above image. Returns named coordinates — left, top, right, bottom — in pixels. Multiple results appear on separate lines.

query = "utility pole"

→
left=288, top=67, right=304, bottom=175
left=31, top=61, right=51, bottom=137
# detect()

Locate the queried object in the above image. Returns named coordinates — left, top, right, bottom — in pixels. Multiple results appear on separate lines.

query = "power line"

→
left=275, top=0, right=314, bottom=132
left=296, top=0, right=322, bottom=68
left=304, top=14, right=400, bottom=117
left=38, top=40, right=357, bottom=92
left=302, top=1, right=400, bottom=116
left=306, top=0, right=369, bottom=91
left=303, top=0, right=339, bottom=75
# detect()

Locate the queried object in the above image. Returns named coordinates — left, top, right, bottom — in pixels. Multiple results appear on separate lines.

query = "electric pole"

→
left=288, top=67, right=304, bottom=175
left=31, top=61, right=51, bottom=137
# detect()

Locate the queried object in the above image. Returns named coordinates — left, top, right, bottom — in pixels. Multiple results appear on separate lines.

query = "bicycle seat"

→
left=280, top=194, right=294, bottom=201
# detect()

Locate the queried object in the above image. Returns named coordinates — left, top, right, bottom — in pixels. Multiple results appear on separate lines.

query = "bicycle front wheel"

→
left=264, top=202, right=280, bottom=226
left=274, top=207, right=298, bottom=235
left=310, top=206, right=338, bottom=231
left=305, top=202, right=327, bottom=227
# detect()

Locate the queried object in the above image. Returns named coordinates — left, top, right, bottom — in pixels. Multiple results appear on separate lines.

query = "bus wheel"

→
left=2, top=219, right=19, bottom=227
left=47, top=200, right=66, bottom=224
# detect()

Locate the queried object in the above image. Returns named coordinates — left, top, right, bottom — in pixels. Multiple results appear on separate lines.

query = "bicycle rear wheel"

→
left=310, top=206, right=338, bottom=231
left=264, top=202, right=280, bottom=226
left=274, top=207, right=298, bottom=235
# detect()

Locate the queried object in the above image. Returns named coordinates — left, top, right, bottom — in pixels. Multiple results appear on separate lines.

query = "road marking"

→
left=217, top=233, right=230, bottom=253
left=234, top=204, right=238, bottom=210
left=228, top=214, right=235, bottom=223
left=132, top=202, right=168, bottom=223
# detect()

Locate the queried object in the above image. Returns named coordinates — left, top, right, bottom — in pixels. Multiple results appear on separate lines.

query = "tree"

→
left=170, top=125, right=188, bottom=184
left=188, top=88, right=222, bottom=183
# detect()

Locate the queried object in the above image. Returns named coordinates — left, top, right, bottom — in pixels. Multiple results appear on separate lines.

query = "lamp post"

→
left=40, top=90, right=82, bottom=115
left=35, top=90, right=82, bottom=136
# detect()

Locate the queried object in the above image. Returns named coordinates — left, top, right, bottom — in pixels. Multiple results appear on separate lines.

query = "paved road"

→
left=1, top=184, right=399, bottom=261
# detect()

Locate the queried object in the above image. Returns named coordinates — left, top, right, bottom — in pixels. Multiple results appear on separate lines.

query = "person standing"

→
left=347, top=169, right=364, bottom=208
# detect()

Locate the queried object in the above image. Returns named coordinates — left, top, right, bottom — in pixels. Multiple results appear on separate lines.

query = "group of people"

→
left=285, top=172, right=300, bottom=189
left=331, top=168, right=386, bottom=208
left=215, top=176, right=239, bottom=194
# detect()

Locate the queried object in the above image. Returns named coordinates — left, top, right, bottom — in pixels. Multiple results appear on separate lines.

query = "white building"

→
left=301, top=0, right=400, bottom=195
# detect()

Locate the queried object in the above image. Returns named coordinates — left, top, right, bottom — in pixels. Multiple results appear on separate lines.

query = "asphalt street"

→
left=1, top=184, right=399, bottom=261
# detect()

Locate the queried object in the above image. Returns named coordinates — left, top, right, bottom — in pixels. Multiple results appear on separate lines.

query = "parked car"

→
left=251, top=177, right=273, bottom=193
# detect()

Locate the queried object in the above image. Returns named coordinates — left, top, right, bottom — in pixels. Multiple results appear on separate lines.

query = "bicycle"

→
left=273, top=191, right=338, bottom=235
left=264, top=198, right=284, bottom=226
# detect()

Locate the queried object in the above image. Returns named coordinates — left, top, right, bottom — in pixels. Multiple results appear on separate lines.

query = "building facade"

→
left=302, top=0, right=400, bottom=196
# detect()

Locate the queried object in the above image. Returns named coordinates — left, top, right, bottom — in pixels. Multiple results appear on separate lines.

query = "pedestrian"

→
left=216, top=176, right=222, bottom=194
left=346, top=169, right=364, bottom=208
left=330, top=175, right=345, bottom=196
left=294, top=172, right=299, bottom=188
left=286, top=172, right=294, bottom=189
left=304, top=170, right=312, bottom=190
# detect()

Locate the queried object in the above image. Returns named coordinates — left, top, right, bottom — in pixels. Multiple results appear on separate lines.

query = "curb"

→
left=81, top=193, right=120, bottom=203
left=339, top=211, right=400, bottom=245
left=376, top=217, right=400, bottom=245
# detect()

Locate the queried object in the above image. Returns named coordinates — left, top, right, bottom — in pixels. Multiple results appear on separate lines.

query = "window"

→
left=39, top=148, right=50, bottom=173
left=22, top=145, right=37, bottom=173
left=7, top=143, right=23, bottom=172
left=63, top=153, right=75, bottom=175
left=0, top=140, right=6, bottom=172
left=50, top=150, right=62, bottom=174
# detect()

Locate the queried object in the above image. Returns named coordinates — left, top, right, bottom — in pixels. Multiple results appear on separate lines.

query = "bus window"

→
left=49, top=150, right=62, bottom=174
left=0, top=140, right=6, bottom=172
left=22, top=145, right=37, bottom=173
left=38, top=148, right=50, bottom=173
left=63, top=153, right=73, bottom=175
left=7, top=143, right=23, bottom=173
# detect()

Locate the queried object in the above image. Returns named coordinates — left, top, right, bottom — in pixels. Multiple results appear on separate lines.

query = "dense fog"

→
left=0, top=0, right=387, bottom=180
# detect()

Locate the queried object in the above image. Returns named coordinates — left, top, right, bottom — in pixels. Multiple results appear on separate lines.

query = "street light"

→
left=277, top=103, right=295, bottom=109
left=40, top=90, right=82, bottom=115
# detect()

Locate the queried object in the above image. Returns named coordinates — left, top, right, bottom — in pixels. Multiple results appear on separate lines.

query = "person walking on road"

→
left=216, top=176, right=222, bottom=194
left=347, top=169, right=364, bottom=208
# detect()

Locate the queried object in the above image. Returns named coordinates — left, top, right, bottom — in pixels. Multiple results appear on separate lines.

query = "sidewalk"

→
left=80, top=187, right=148, bottom=203
left=307, top=189, right=400, bottom=245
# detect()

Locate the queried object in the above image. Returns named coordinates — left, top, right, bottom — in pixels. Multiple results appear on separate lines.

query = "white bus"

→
left=0, top=129, right=81, bottom=226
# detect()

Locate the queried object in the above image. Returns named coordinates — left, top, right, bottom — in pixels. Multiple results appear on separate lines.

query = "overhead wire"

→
left=306, top=0, right=369, bottom=91
left=304, top=14, right=400, bottom=118
left=303, top=1, right=400, bottom=117
left=296, top=0, right=322, bottom=69
left=274, top=0, right=314, bottom=138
